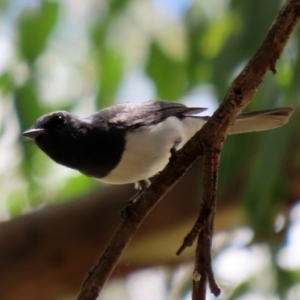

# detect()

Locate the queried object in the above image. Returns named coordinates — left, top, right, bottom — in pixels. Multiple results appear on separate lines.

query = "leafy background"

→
left=0, top=0, right=300, bottom=299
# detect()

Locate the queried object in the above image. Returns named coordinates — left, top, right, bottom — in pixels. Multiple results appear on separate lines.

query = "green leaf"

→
left=95, top=48, right=124, bottom=108
left=276, top=268, right=300, bottom=297
left=7, top=194, right=26, bottom=218
left=57, top=175, right=97, bottom=203
left=14, top=80, right=42, bottom=183
left=109, top=0, right=129, bottom=13
left=227, top=280, right=251, bottom=300
left=14, top=80, right=41, bottom=130
left=219, top=133, right=257, bottom=193
left=17, top=2, right=59, bottom=63
left=242, top=128, right=291, bottom=235
left=146, top=42, right=187, bottom=100
left=0, top=72, right=13, bottom=95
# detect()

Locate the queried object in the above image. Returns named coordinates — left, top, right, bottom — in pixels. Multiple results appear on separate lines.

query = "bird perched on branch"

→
left=23, top=100, right=293, bottom=189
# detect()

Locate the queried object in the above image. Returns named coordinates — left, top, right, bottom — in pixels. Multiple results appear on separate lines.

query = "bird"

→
left=23, top=100, right=293, bottom=189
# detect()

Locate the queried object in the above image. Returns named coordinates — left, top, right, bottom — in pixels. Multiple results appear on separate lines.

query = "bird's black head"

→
left=23, top=111, right=84, bottom=166
left=23, top=110, right=127, bottom=179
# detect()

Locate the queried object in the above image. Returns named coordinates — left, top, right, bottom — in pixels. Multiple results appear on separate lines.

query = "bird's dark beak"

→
left=23, top=128, right=45, bottom=141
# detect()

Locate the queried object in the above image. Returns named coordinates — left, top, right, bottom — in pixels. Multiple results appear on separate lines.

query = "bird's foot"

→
left=169, top=141, right=181, bottom=161
left=121, top=180, right=150, bottom=218
left=134, top=179, right=151, bottom=190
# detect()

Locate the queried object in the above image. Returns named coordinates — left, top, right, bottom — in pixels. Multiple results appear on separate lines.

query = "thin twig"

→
left=191, top=122, right=225, bottom=299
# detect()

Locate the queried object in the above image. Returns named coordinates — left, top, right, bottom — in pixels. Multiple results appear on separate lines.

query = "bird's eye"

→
left=54, top=115, right=66, bottom=128
left=45, top=114, right=66, bottom=130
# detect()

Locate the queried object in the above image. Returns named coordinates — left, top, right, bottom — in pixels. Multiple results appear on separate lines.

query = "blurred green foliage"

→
left=146, top=42, right=187, bottom=99
left=17, top=2, right=59, bottom=63
left=0, top=0, right=299, bottom=298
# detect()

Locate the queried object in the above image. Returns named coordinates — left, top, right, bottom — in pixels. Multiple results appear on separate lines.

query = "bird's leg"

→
left=122, top=180, right=150, bottom=219
left=134, top=179, right=151, bottom=190
left=169, top=140, right=181, bottom=160
left=133, top=180, right=151, bottom=203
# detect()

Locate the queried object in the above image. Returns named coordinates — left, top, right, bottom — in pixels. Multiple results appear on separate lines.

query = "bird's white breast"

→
left=101, top=116, right=206, bottom=184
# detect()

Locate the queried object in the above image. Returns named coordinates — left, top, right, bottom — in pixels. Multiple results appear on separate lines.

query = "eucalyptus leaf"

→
left=146, top=42, right=187, bottom=100
left=17, top=2, right=59, bottom=63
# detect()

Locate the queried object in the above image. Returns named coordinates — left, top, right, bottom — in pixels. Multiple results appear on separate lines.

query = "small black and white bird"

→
left=23, top=100, right=293, bottom=188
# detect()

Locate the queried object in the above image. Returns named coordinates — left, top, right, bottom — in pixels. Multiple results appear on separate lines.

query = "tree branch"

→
left=189, top=0, right=300, bottom=298
left=77, top=1, right=300, bottom=299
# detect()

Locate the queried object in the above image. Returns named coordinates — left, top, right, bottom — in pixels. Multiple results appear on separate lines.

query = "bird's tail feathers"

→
left=228, top=107, right=294, bottom=135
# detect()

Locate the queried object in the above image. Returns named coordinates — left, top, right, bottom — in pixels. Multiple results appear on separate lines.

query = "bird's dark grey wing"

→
left=91, top=100, right=207, bottom=127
